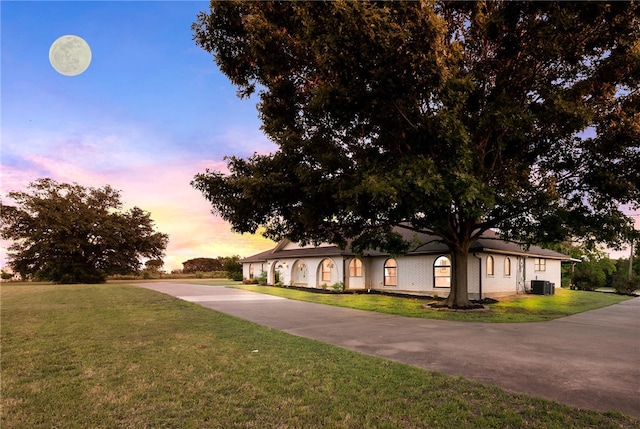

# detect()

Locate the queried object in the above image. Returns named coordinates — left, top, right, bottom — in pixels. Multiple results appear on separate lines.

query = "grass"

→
left=215, top=283, right=633, bottom=323
left=2, top=284, right=639, bottom=428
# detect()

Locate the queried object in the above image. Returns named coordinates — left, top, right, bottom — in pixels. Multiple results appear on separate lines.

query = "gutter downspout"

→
left=474, top=253, right=482, bottom=301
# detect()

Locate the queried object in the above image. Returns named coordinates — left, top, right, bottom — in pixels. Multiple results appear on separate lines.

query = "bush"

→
left=257, top=271, right=268, bottom=286
left=331, top=281, right=345, bottom=292
left=613, top=275, right=639, bottom=295
left=229, top=271, right=243, bottom=281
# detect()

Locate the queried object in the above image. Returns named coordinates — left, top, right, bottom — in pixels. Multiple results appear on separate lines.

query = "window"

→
left=504, top=257, right=511, bottom=277
left=434, top=256, right=451, bottom=288
left=384, top=259, right=397, bottom=286
left=249, top=263, right=254, bottom=279
left=534, top=258, right=546, bottom=271
left=487, top=255, right=494, bottom=276
left=349, top=258, right=363, bottom=277
left=321, top=259, right=332, bottom=282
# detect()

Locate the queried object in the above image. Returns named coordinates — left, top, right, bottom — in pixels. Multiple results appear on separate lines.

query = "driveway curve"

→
left=138, top=282, right=640, bottom=418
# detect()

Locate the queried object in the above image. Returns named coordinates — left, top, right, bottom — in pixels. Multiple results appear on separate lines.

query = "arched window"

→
left=487, top=255, right=495, bottom=276
left=504, top=257, right=511, bottom=277
left=321, top=259, right=333, bottom=282
left=349, top=258, right=363, bottom=277
left=249, top=263, right=254, bottom=279
left=384, top=259, right=397, bottom=286
left=434, top=256, right=451, bottom=288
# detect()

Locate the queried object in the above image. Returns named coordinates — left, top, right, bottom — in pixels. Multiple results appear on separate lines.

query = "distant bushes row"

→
left=108, top=271, right=233, bottom=281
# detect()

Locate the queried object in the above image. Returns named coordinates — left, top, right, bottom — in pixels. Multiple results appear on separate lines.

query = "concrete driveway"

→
left=138, top=282, right=640, bottom=418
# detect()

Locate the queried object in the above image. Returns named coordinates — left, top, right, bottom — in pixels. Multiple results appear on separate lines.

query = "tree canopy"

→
left=1, top=178, right=169, bottom=283
left=182, top=257, right=223, bottom=273
left=192, top=1, right=639, bottom=307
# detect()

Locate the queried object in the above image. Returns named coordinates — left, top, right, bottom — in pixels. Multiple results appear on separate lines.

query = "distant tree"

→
left=613, top=250, right=640, bottom=294
left=0, top=178, right=169, bottom=284
left=145, top=259, right=165, bottom=271
left=182, top=257, right=222, bottom=273
left=573, top=255, right=616, bottom=291
left=221, top=255, right=242, bottom=280
left=193, top=1, right=639, bottom=307
left=143, top=259, right=165, bottom=278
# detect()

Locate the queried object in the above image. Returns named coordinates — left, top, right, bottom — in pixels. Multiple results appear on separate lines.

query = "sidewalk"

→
left=138, top=282, right=640, bottom=418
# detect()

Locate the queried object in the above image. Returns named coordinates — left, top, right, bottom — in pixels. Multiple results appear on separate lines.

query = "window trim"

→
left=486, top=255, right=495, bottom=277
left=433, top=255, right=451, bottom=288
left=349, top=258, right=363, bottom=277
left=384, top=258, right=397, bottom=286
left=504, top=257, right=511, bottom=277
left=249, top=263, right=254, bottom=279
left=534, top=258, right=546, bottom=272
left=321, top=259, right=332, bottom=282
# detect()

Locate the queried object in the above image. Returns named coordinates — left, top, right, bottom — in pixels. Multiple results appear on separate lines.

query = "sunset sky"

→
left=1, top=2, right=637, bottom=272
left=1, top=1, right=277, bottom=271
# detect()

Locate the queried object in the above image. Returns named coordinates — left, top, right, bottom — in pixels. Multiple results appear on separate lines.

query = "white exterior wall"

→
left=369, top=255, right=445, bottom=295
left=261, top=256, right=345, bottom=288
left=525, top=257, right=562, bottom=290
left=314, top=256, right=344, bottom=289
left=367, top=253, right=513, bottom=299
left=477, top=253, right=519, bottom=297
left=245, top=252, right=564, bottom=297
left=345, top=257, right=366, bottom=290
left=243, top=262, right=266, bottom=281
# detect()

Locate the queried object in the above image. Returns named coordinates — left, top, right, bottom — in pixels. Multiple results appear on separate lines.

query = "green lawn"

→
left=2, top=284, right=638, bottom=428
left=222, top=283, right=633, bottom=322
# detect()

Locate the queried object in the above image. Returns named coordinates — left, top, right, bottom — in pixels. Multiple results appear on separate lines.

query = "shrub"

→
left=331, top=281, right=345, bottom=292
left=229, top=271, right=243, bottom=281
left=613, top=275, right=639, bottom=295
left=257, top=271, right=268, bottom=286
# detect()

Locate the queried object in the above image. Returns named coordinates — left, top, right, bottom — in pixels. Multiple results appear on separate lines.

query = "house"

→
left=240, top=229, right=575, bottom=299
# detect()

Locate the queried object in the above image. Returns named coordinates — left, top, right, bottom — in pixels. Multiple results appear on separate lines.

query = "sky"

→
left=1, top=0, right=278, bottom=271
left=1, top=1, right=637, bottom=272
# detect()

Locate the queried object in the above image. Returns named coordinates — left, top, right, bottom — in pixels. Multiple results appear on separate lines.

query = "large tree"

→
left=192, top=1, right=639, bottom=307
left=1, top=178, right=169, bottom=283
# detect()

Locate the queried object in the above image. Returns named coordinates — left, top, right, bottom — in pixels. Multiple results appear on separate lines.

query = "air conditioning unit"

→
left=531, top=280, right=555, bottom=295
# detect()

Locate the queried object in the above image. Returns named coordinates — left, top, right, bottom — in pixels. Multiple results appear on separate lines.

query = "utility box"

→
left=531, top=280, right=554, bottom=295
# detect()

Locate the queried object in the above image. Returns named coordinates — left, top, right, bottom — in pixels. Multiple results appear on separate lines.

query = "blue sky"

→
left=1, top=1, right=277, bottom=270
left=1, top=1, right=636, bottom=271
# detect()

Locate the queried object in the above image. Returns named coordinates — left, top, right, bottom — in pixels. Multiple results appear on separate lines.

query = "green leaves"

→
left=192, top=1, right=639, bottom=304
left=1, top=178, right=168, bottom=283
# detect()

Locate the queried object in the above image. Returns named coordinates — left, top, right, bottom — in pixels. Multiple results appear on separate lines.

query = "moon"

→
left=49, top=35, right=92, bottom=76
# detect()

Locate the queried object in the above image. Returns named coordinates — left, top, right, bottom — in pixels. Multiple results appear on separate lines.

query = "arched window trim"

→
left=384, top=258, right=397, bottom=286
left=349, top=258, right=363, bottom=277
left=434, top=255, right=451, bottom=288
left=321, top=258, right=333, bottom=282
left=504, top=257, right=511, bottom=277
left=487, top=255, right=495, bottom=277
left=249, top=263, right=254, bottom=279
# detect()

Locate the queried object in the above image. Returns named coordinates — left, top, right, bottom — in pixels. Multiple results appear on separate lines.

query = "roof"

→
left=240, top=229, right=574, bottom=262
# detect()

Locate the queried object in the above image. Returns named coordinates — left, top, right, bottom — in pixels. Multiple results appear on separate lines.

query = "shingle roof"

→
left=241, top=229, right=573, bottom=262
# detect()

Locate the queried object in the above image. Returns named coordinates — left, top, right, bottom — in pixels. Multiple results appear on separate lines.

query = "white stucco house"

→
left=240, top=229, right=574, bottom=299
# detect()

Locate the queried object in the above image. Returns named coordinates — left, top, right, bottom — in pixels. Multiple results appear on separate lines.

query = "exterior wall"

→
left=345, top=257, right=366, bottom=290
left=525, top=257, right=562, bottom=290
left=244, top=252, right=564, bottom=298
left=291, top=259, right=309, bottom=286
left=243, top=262, right=266, bottom=281
left=477, top=253, right=520, bottom=298
left=315, top=257, right=343, bottom=289
left=369, top=255, right=440, bottom=295
left=254, top=256, right=345, bottom=288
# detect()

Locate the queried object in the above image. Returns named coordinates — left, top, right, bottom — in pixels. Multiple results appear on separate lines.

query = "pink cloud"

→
left=0, top=156, right=275, bottom=272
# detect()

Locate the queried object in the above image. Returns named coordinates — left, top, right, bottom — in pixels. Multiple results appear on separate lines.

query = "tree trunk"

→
left=443, top=244, right=474, bottom=308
